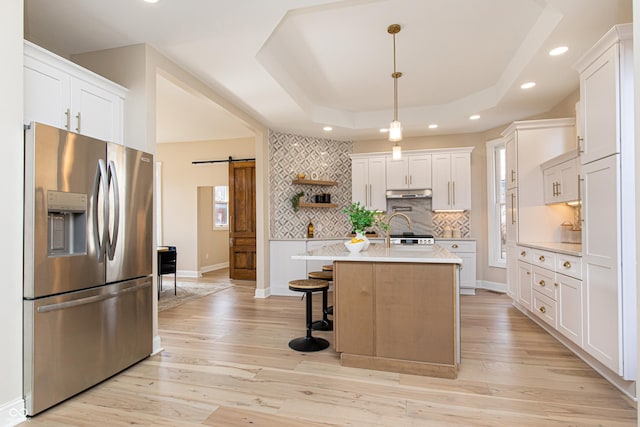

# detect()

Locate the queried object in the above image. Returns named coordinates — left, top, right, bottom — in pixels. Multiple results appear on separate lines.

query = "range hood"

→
left=385, top=189, right=432, bottom=199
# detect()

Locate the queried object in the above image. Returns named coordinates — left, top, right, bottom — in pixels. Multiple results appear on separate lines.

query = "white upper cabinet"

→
left=386, top=154, right=431, bottom=190
left=574, top=24, right=633, bottom=165
left=24, top=41, right=126, bottom=144
left=541, top=152, right=579, bottom=205
left=351, top=155, right=387, bottom=211
left=432, top=150, right=471, bottom=211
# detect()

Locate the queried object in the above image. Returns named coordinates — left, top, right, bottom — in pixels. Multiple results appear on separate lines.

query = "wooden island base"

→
left=333, top=261, right=459, bottom=379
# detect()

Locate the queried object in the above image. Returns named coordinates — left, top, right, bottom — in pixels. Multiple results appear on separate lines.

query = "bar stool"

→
left=322, top=262, right=334, bottom=316
left=288, top=279, right=330, bottom=352
left=308, top=270, right=333, bottom=331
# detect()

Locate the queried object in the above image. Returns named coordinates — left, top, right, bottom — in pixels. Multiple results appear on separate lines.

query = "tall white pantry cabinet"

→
left=574, top=23, right=635, bottom=381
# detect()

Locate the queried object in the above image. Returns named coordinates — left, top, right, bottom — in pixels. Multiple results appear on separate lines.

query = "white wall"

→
left=0, top=1, right=26, bottom=425
left=156, top=138, right=256, bottom=276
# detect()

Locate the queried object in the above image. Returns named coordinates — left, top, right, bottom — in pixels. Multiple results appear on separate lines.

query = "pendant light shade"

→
left=388, top=24, right=402, bottom=157
left=389, top=120, right=402, bottom=142
left=392, top=143, right=402, bottom=160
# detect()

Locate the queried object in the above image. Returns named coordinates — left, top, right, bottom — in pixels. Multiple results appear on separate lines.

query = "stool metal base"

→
left=311, top=319, right=333, bottom=331
left=288, top=336, right=329, bottom=352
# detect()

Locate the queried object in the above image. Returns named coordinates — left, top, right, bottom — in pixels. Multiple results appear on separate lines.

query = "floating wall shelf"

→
left=292, top=179, right=338, bottom=186
left=297, top=202, right=338, bottom=208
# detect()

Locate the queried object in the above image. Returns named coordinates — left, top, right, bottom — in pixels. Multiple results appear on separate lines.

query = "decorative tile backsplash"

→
left=269, top=131, right=353, bottom=239
left=432, top=211, right=471, bottom=238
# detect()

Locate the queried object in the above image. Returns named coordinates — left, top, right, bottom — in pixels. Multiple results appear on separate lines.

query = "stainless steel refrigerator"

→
left=23, top=122, right=153, bottom=416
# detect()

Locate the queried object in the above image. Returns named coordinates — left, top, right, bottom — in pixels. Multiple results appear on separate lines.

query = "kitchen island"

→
left=292, top=242, right=462, bottom=379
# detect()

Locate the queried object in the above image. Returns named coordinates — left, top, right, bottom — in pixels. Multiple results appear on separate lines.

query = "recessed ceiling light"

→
left=323, top=126, right=332, bottom=132
left=428, top=124, right=438, bottom=129
left=520, top=82, right=536, bottom=89
left=549, top=46, right=568, bottom=56
left=380, top=128, right=389, bottom=133
left=469, top=115, right=480, bottom=120
left=144, top=0, right=159, bottom=3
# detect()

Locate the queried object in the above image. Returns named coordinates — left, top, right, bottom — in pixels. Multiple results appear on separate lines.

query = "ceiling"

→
left=24, top=0, right=632, bottom=142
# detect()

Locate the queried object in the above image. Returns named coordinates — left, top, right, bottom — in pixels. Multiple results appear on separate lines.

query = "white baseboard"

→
left=152, top=335, right=163, bottom=356
left=460, top=288, right=476, bottom=295
left=478, top=280, right=507, bottom=293
left=254, top=287, right=270, bottom=298
left=176, top=270, right=198, bottom=278
left=200, top=262, right=229, bottom=274
left=0, top=398, right=26, bottom=427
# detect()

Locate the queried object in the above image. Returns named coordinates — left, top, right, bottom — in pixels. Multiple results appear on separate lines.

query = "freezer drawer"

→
left=24, top=277, right=152, bottom=416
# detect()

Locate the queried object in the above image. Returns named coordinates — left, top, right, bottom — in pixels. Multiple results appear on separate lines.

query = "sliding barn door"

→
left=229, top=161, right=256, bottom=280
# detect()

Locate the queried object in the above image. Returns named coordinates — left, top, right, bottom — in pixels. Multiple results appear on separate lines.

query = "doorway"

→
left=229, top=160, right=256, bottom=280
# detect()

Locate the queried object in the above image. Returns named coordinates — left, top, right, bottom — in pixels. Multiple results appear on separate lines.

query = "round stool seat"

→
left=289, top=279, right=328, bottom=292
left=308, top=271, right=333, bottom=281
left=322, top=264, right=333, bottom=272
left=288, top=278, right=330, bottom=353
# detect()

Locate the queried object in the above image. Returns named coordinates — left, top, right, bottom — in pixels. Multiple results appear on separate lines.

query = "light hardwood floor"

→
left=22, top=270, right=637, bottom=426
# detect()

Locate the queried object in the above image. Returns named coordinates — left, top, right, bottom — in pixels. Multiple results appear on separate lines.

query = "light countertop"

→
left=292, top=242, right=462, bottom=264
left=519, top=241, right=582, bottom=256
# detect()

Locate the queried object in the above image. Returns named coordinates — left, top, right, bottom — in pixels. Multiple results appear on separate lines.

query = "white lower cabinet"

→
left=438, top=240, right=476, bottom=294
left=269, top=241, right=307, bottom=296
left=517, top=261, right=532, bottom=309
left=512, top=246, right=586, bottom=363
left=557, top=273, right=583, bottom=347
left=532, top=291, right=557, bottom=328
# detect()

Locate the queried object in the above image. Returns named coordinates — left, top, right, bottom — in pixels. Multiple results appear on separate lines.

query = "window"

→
left=486, top=138, right=506, bottom=267
left=214, top=185, right=229, bottom=229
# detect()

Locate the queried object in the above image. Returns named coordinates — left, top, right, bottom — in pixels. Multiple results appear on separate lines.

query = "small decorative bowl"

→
left=344, top=240, right=365, bottom=253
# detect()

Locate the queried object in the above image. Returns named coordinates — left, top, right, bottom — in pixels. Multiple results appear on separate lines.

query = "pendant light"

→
left=388, top=24, right=402, bottom=160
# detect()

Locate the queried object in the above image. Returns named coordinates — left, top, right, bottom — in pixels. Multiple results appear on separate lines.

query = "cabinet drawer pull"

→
left=554, top=282, right=558, bottom=287
left=539, top=280, right=546, bottom=287
left=520, top=251, right=526, bottom=257
left=526, top=271, right=531, bottom=275
left=452, top=244, right=458, bottom=249
left=563, top=261, right=571, bottom=268
left=539, top=306, right=546, bottom=314
left=539, top=255, right=545, bottom=262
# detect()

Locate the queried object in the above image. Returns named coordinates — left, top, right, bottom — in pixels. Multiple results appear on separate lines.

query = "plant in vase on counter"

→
left=343, top=202, right=389, bottom=251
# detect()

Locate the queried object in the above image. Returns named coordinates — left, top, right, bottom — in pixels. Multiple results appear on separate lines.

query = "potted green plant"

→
left=291, top=191, right=305, bottom=212
left=344, top=202, right=375, bottom=234
left=343, top=202, right=389, bottom=249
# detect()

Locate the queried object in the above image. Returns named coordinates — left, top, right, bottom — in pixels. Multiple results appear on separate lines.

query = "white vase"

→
left=355, top=231, right=370, bottom=251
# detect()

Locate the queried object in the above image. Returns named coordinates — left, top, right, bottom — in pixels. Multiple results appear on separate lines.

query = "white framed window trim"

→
left=214, top=185, right=229, bottom=230
left=486, top=138, right=507, bottom=268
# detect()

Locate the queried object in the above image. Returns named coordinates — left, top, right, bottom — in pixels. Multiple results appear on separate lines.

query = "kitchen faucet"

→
left=385, top=212, right=412, bottom=248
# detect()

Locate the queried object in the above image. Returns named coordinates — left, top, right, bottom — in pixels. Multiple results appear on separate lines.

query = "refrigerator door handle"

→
left=107, top=160, right=120, bottom=261
left=93, top=159, right=109, bottom=262
left=36, top=281, right=151, bottom=313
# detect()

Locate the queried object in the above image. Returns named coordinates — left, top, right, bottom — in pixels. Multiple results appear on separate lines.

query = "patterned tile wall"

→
left=432, top=211, right=471, bottom=238
left=269, top=131, right=353, bottom=239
